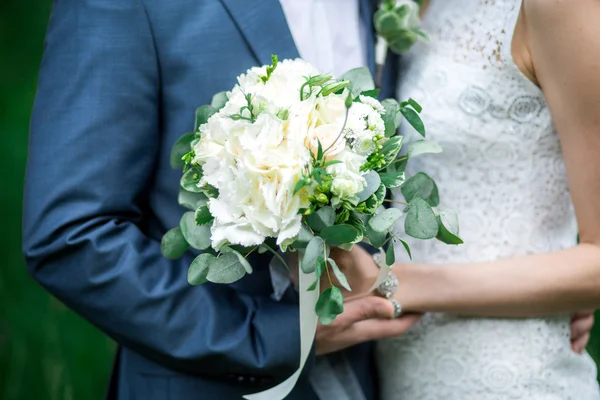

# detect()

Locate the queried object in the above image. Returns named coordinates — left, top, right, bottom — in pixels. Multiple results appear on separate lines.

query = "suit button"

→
left=237, top=376, right=245, bottom=383
left=249, top=377, right=256, bottom=384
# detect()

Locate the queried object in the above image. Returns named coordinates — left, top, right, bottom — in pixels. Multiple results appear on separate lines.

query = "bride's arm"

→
left=394, top=0, right=600, bottom=318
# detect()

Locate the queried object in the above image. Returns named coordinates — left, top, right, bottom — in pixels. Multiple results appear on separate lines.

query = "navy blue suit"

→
left=23, top=0, right=397, bottom=398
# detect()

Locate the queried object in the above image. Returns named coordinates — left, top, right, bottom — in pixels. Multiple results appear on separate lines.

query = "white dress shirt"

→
left=279, top=0, right=367, bottom=77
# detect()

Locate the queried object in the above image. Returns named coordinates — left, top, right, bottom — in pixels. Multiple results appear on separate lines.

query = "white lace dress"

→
left=376, top=1, right=600, bottom=399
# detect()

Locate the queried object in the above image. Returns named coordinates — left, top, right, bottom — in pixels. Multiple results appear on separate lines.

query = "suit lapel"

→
left=360, top=0, right=377, bottom=76
left=219, top=0, right=300, bottom=65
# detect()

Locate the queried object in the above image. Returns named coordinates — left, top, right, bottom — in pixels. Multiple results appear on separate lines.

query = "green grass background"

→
left=1, top=2, right=600, bottom=399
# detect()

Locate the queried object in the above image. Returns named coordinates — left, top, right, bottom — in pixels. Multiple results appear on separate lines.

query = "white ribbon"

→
left=244, top=256, right=319, bottom=400
left=244, top=248, right=389, bottom=400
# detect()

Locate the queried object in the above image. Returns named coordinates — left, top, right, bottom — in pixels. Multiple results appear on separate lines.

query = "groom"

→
left=23, top=0, right=420, bottom=399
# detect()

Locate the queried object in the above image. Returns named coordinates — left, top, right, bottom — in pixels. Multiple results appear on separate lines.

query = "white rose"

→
left=331, top=169, right=367, bottom=205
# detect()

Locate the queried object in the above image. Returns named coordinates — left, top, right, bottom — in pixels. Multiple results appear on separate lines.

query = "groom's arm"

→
left=23, top=0, right=301, bottom=381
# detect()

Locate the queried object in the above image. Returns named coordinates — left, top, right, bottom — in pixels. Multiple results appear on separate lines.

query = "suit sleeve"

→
left=23, top=0, right=303, bottom=380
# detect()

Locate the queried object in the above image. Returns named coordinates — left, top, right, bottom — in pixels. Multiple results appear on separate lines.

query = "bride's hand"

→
left=571, top=311, right=594, bottom=354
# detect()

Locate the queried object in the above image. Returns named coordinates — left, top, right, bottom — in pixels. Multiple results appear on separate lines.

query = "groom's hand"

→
left=315, top=296, right=421, bottom=355
left=571, top=311, right=595, bottom=354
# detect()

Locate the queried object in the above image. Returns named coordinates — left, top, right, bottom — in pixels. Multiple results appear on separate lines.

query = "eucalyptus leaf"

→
left=315, top=286, right=344, bottom=325
left=302, top=237, right=326, bottom=274
left=328, top=258, right=352, bottom=291
left=381, top=99, right=401, bottom=137
left=436, top=210, right=464, bottom=245
left=178, top=188, right=208, bottom=211
left=161, top=227, right=189, bottom=259
left=386, top=243, right=396, bottom=266
left=340, top=67, right=375, bottom=97
left=293, top=224, right=315, bottom=249
left=374, top=10, right=403, bottom=37
left=180, top=167, right=204, bottom=193
left=405, top=197, right=439, bottom=239
left=211, top=91, right=229, bottom=111
left=401, top=172, right=439, bottom=207
left=356, top=171, right=382, bottom=203
left=194, top=105, right=217, bottom=132
left=206, top=253, right=248, bottom=284
left=366, top=223, right=388, bottom=248
left=188, top=253, right=215, bottom=285
left=369, top=208, right=404, bottom=233
left=407, top=140, right=443, bottom=159
left=399, top=238, right=412, bottom=260
left=319, top=224, right=359, bottom=247
left=194, top=205, right=213, bottom=225
left=380, top=171, right=406, bottom=188
left=306, top=206, right=336, bottom=232
left=170, top=133, right=196, bottom=170
left=401, top=107, right=425, bottom=136
left=220, top=247, right=254, bottom=274
left=180, top=211, right=212, bottom=250
left=388, top=30, right=419, bottom=54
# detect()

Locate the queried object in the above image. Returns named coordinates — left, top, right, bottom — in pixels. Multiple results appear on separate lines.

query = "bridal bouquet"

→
left=161, top=55, right=460, bottom=399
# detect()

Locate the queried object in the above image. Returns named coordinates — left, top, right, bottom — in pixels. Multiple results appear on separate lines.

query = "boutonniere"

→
left=374, top=0, right=429, bottom=82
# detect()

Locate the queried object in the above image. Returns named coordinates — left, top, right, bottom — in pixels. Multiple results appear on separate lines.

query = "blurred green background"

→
left=2, top=2, right=600, bottom=400
left=0, top=2, right=115, bottom=400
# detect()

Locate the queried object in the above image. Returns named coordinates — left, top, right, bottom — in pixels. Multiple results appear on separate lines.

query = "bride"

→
left=338, top=0, right=600, bottom=398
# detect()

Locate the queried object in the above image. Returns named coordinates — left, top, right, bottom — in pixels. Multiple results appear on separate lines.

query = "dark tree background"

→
left=1, top=2, right=599, bottom=399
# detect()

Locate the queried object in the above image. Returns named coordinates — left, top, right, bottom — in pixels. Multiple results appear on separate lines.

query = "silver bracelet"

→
left=373, top=254, right=403, bottom=318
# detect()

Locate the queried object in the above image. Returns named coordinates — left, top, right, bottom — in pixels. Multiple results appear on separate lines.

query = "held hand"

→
left=315, top=295, right=422, bottom=355
left=571, top=310, right=595, bottom=354
left=327, top=245, right=381, bottom=296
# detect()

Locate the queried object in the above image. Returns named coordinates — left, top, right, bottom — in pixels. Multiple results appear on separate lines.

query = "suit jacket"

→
left=23, top=0, right=398, bottom=398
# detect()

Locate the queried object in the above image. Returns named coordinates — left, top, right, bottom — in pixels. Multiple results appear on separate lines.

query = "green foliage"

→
left=369, top=208, right=403, bottom=232
left=315, top=286, right=344, bottom=325
left=205, top=253, right=248, bottom=284
left=401, top=172, right=439, bottom=207
left=319, top=224, right=359, bottom=247
left=161, top=227, right=189, bottom=259
left=407, top=140, right=442, bottom=159
left=180, top=212, right=212, bottom=250
left=405, top=197, right=439, bottom=239
left=340, top=67, right=375, bottom=98
left=187, top=253, right=215, bottom=285
left=170, top=133, right=196, bottom=169
left=194, top=105, right=217, bottom=131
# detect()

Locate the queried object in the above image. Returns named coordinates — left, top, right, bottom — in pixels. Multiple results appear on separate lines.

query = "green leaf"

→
left=180, top=211, right=212, bottom=250
left=399, top=239, right=412, bottom=260
left=406, top=98, right=422, bottom=113
left=340, top=67, right=375, bottom=97
left=368, top=208, right=403, bottom=232
left=380, top=172, right=406, bottom=188
left=388, top=30, right=419, bottom=55
left=206, top=253, right=248, bottom=284
left=306, top=206, right=335, bottom=232
left=362, top=183, right=387, bottom=215
left=220, top=247, right=254, bottom=274
left=360, top=88, right=381, bottom=99
left=294, top=178, right=307, bottom=195
left=307, top=256, right=327, bottom=291
left=170, top=133, right=196, bottom=170
left=381, top=136, right=404, bottom=164
left=374, top=10, right=403, bottom=37
left=211, top=91, right=228, bottom=111
left=302, top=237, right=326, bottom=274
left=194, top=205, right=213, bottom=225
left=407, top=140, right=443, bottom=159
left=178, top=188, right=208, bottom=211
left=323, top=159, right=344, bottom=167
left=188, top=253, right=215, bottom=285
left=381, top=99, right=401, bottom=137
left=319, top=224, right=359, bottom=247
left=436, top=210, right=464, bottom=245
left=317, top=139, right=324, bottom=161
left=346, top=213, right=366, bottom=243
left=401, top=106, right=425, bottom=136
left=328, top=258, right=352, bottom=291
left=356, top=171, right=382, bottom=203
left=161, top=227, right=189, bottom=259
left=365, top=222, right=388, bottom=248
left=405, top=197, right=439, bottom=239
left=401, top=172, right=439, bottom=207
left=315, top=286, right=344, bottom=325
left=386, top=243, right=396, bottom=266
left=201, top=184, right=219, bottom=199
left=180, top=167, right=204, bottom=193
left=194, top=105, right=217, bottom=132
left=293, top=224, right=315, bottom=249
